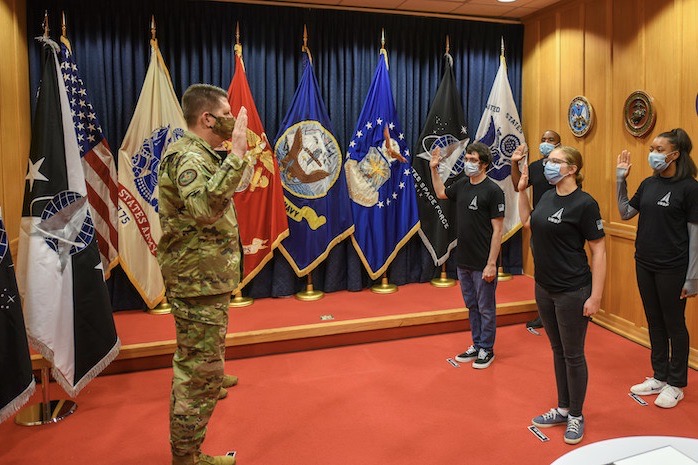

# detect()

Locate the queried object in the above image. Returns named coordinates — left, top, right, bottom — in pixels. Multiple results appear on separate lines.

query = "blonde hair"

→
left=555, top=146, right=584, bottom=186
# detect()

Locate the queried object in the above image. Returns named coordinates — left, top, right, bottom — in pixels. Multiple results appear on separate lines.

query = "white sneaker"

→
left=630, top=377, right=666, bottom=395
left=654, top=385, right=684, bottom=408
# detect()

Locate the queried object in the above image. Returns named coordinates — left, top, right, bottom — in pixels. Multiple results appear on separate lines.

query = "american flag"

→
left=58, top=36, right=118, bottom=277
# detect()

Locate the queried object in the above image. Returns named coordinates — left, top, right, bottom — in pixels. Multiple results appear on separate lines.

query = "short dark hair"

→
left=466, top=141, right=492, bottom=168
left=657, top=128, right=697, bottom=181
left=181, top=84, right=228, bottom=126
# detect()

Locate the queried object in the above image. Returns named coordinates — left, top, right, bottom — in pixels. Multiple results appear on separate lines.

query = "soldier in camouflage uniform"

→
left=158, top=84, right=250, bottom=465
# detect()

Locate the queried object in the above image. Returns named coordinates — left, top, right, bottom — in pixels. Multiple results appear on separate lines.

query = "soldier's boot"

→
left=221, top=374, right=238, bottom=388
left=218, top=387, right=228, bottom=400
left=197, top=453, right=236, bottom=465
left=172, top=454, right=196, bottom=465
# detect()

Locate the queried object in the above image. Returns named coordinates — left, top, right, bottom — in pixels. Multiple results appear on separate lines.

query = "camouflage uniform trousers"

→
left=170, top=293, right=231, bottom=458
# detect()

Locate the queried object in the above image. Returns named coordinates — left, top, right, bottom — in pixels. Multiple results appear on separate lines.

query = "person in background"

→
left=158, top=84, right=251, bottom=465
left=616, top=128, right=698, bottom=409
left=431, top=142, right=505, bottom=369
left=518, top=146, right=606, bottom=445
left=511, top=130, right=561, bottom=330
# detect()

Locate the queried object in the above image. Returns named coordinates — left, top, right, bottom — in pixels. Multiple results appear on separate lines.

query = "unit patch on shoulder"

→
left=178, top=169, right=198, bottom=186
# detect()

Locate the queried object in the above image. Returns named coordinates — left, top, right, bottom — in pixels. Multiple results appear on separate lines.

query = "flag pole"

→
left=295, top=272, right=324, bottom=301
left=431, top=263, right=456, bottom=287
left=371, top=272, right=397, bottom=294
left=15, top=367, right=76, bottom=426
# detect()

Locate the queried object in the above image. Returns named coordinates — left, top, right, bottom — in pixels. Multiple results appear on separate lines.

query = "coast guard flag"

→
left=117, top=38, right=185, bottom=308
left=474, top=51, right=524, bottom=241
left=227, top=44, right=289, bottom=289
left=412, top=53, right=469, bottom=266
left=59, top=34, right=119, bottom=278
left=0, top=208, right=35, bottom=424
left=274, top=57, right=354, bottom=276
left=346, top=51, right=420, bottom=279
left=17, top=38, right=120, bottom=397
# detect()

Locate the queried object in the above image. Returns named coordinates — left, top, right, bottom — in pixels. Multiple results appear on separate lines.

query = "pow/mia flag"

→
left=412, top=53, right=469, bottom=266
left=16, top=38, right=119, bottom=397
left=274, top=56, right=354, bottom=276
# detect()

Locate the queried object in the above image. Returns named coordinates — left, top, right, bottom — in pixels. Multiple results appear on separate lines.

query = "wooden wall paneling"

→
left=644, top=0, right=677, bottom=132
left=537, top=12, right=561, bottom=140
left=558, top=2, right=584, bottom=151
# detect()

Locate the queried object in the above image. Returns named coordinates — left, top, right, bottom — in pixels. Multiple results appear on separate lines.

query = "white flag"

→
left=474, top=53, right=524, bottom=241
left=117, top=39, right=186, bottom=308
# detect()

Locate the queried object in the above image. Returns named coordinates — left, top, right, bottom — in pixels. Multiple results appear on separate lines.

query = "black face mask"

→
left=209, top=113, right=236, bottom=139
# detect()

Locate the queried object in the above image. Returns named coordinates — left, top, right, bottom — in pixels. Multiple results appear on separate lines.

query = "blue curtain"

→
left=26, top=0, right=524, bottom=308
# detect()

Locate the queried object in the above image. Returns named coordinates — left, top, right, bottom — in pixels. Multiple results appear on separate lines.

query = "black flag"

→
left=0, top=209, right=35, bottom=423
left=412, top=54, right=469, bottom=265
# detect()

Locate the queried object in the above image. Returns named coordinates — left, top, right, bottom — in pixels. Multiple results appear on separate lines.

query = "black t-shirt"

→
left=528, top=158, right=555, bottom=207
left=445, top=176, right=505, bottom=270
left=629, top=175, right=698, bottom=270
left=530, top=188, right=605, bottom=293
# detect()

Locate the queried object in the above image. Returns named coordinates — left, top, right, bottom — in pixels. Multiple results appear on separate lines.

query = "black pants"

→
left=535, top=283, right=591, bottom=417
left=635, top=263, right=689, bottom=388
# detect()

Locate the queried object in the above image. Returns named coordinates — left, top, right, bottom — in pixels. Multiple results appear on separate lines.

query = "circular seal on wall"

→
left=624, top=91, right=656, bottom=137
left=568, top=96, right=594, bottom=137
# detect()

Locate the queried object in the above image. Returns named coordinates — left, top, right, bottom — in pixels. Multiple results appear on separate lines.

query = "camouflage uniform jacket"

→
left=158, top=130, right=247, bottom=308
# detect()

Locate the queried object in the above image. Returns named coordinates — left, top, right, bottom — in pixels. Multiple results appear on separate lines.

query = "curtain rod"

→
left=203, top=0, right=522, bottom=25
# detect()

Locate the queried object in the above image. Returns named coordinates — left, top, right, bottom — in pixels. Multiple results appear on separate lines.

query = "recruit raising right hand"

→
left=517, top=161, right=529, bottom=192
left=429, top=146, right=441, bottom=170
left=231, top=106, right=249, bottom=159
left=616, top=149, right=632, bottom=180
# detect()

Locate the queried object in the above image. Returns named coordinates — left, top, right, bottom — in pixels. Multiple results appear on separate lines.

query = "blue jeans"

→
left=457, top=267, right=498, bottom=351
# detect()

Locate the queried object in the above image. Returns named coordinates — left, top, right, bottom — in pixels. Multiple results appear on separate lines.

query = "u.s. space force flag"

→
left=59, top=34, right=119, bottom=278
left=0, top=208, right=35, bottom=423
left=117, top=38, right=185, bottom=308
left=17, top=38, right=119, bottom=397
left=412, top=53, right=469, bottom=266
left=346, top=51, right=420, bottom=279
left=474, top=51, right=524, bottom=241
left=227, top=43, right=289, bottom=289
left=274, top=57, right=354, bottom=276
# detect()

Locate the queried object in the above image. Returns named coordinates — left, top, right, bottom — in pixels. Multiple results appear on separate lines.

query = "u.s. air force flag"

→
left=117, top=38, right=185, bottom=308
left=17, top=38, right=119, bottom=397
left=412, top=53, right=469, bottom=266
left=474, top=51, right=523, bottom=241
left=274, top=57, right=354, bottom=276
left=0, top=208, right=35, bottom=424
left=346, top=50, right=420, bottom=279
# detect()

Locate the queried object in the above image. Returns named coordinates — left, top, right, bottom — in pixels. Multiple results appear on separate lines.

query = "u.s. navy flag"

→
left=17, top=38, right=119, bottom=398
left=346, top=51, right=420, bottom=279
left=412, top=53, right=469, bottom=266
left=0, top=208, right=35, bottom=424
left=274, top=57, right=354, bottom=276
left=227, top=44, right=289, bottom=289
left=59, top=34, right=119, bottom=278
left=474, top=51, right=524, bottom=241
left=117, top=38, right=185, bottom=308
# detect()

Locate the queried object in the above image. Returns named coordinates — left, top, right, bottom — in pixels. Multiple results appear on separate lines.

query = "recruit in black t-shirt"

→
left=530, top=188, right=605, bottom=293
left=445, top=176, right=505, bottom=270
left=528, top=158, right=555, bottom=207
left=629, top=175, right=698, bottom=270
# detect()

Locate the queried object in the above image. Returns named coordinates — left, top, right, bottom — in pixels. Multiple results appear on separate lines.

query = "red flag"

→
left=227, top=45, right=288, bottom=289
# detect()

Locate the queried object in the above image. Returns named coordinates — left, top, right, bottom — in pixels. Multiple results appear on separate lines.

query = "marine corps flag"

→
left=0, top=208, right=35, bottom=423
left=412, top=52, right=469, bottom=266
left=274, top=55, right=354, bottom=276
left=474, top=47, right=524, bottom=241
left=346, top=49, right=420, bottom=279
left=17, top=38, right=120, bottom=397
left=227, top=42, right=289, bottom=289
left=117, top=37, right=186, bottom=308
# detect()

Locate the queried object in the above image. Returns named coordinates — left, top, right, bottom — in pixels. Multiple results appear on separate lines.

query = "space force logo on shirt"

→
left=469, top=196, right=478, bottom=210
left=548, top=208, right=564, bottom=224
left=657, top=192, right=671, bottom=207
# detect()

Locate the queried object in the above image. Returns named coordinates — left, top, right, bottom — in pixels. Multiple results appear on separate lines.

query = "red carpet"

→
left=3, top=323, right=697, bottom=465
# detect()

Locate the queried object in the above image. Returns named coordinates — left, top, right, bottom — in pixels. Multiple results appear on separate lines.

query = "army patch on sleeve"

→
left=178, top=169, right=198, bottom=186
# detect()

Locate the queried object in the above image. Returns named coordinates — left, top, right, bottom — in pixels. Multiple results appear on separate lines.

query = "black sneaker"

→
left=472, top=348, right=495, bottom=369
left=526, top=316, right=543, bottom=329
left=455, top=345, right=478, bottom=363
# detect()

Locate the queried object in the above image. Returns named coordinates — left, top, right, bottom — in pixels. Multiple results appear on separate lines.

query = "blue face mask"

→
left=648, top=151, right=673, bottom=172
left=464, top=161, right=481, bottom=177
left=539, top=142, right=556, bottom=157
left=544, top=162, right=566, bottom=185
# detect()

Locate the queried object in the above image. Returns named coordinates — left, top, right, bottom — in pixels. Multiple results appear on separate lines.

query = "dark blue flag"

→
left=274, top=58, right=354, bottom=276
left=346, top=51, right=420, bottom=279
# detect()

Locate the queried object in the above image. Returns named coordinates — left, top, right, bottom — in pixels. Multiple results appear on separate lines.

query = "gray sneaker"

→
left=532, top=408, right=568, bottom=428
left=564, top=416, right=584, bottom=445
left=455, top=345, right=478, bottom=363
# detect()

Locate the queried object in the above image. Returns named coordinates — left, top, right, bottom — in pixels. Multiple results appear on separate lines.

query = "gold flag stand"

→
left=148, top=297, right=172, bottom=315
left=230, top=290, right=253, bottom=308
left=431, top=263, right=456, bottom=287
left=371, top=273, right=397, bottom=294
left=15, top=366, right=77, bottom=426
left=497, top=251, right=512, bottom=282
left=296, top=274, right=323, bottom=301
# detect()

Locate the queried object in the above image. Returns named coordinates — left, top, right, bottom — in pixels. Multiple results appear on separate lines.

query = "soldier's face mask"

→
left=208, top=113, right=236, bottom=139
